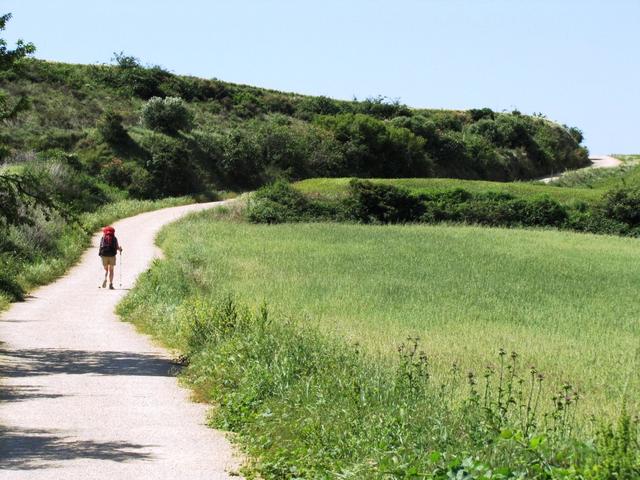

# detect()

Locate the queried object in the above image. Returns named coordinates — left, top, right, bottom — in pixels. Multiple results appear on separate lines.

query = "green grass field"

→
left=154, top=210, right=640, bottom=418
left=294, top=177, right=604, bottom=204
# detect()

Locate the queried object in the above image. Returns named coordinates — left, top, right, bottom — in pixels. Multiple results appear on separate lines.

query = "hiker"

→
left=99, top=226, right=123, bottom=289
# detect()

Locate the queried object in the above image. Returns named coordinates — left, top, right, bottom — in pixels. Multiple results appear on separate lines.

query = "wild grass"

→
left=294, top=177, right=603, bottom=204
left=153, top=212, right=640, bottom=418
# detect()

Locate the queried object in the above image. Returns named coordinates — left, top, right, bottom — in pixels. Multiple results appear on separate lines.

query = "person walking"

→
left=99, top=226, right=123, bottom=290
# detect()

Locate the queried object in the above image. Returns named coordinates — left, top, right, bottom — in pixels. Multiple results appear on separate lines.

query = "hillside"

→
left=0, top=57, right=590, bottom=198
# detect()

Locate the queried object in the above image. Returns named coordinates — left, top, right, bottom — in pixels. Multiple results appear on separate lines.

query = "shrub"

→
left=34, top=129, right=85, bottom=151
left=250, top=115, right=346, bottom=180
left=97, top=110, right=128, bottom=145
left=218, top=127, right=264, bottom=189
left=0, top=253, right=24, bottom=301
left=345, top=179, right=425, bottom=223
left=601, top=186, right=640, bottom=228
left=140, top=96, right=193, bottom=135
left=316, top=113, right=433, bottom=177
left=420, top=190, right=568, bottom=228
left=141, top=132, right=197, bottom=196
left=100, top=157, right=133, bottom=188
left=294, top=95, right=344, bottom=120
left=353, top=95, right=411, bottom=119
left=247, top=180, right=339, bottom=223
left=93, top=53, right=173, bottom=99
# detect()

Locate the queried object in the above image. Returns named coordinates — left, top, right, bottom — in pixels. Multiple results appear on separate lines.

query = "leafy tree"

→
left=140, top=132, right=197, bottom=196
left=0, top=172, right=57, bottom=230
left=0, top=12, right=53, bottom=231
left=0, top=13, right=35, bottom=70
left=0, top=13, right=35, bottom=158
left=316, top=113, right=432, bottom=177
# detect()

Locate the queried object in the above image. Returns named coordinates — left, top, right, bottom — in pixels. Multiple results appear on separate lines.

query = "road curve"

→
left=539, top=155, right=622, bottom=183
left=589, top=155, right=622, bottom=169
left=0, top=202, right=242, bottom=479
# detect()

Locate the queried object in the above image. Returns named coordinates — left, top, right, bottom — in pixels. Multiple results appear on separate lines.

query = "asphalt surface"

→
left=0, top=202, right=242, bottom=479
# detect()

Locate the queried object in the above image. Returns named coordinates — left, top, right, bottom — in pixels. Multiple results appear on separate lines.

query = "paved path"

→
left=0, top=202, right=241, bottom=479
left=539, top=155, right=622, bottom=183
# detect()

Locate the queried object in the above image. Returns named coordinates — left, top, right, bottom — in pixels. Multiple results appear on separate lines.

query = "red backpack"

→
left=99, top=226, right=117, bottom=256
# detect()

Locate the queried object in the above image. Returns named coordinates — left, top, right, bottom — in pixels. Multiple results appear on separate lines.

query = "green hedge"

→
left=247, top=180, right=640, bottom=237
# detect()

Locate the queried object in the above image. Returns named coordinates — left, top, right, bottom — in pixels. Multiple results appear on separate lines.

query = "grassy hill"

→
left=0, top=57, right=590, bottom=198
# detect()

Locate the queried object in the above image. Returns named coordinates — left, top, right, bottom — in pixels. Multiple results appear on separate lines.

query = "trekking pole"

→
left=119, top=251, right=123, bottom=288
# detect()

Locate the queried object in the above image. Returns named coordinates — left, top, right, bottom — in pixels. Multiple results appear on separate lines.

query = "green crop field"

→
left=152, top=210, right=640, bottom=418
left=294, top=177, right=604, bottom=204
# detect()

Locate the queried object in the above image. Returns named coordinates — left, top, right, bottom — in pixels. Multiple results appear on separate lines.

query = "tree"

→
left=0, top=13, right=54, bottom=230
left=0, top=13, right=34, bottom=126
left=0, top=13, right=35, bottom=70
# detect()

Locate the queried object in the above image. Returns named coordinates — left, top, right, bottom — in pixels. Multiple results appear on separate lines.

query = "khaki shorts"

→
left=101, top=255, right=116, bottom=267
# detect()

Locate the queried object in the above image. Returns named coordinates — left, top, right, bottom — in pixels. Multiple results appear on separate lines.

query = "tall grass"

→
left=150, top=211, right=640, bottom=418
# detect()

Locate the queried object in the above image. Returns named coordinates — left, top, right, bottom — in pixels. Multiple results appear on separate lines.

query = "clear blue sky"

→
left=3, top=0, right=639, bottom=154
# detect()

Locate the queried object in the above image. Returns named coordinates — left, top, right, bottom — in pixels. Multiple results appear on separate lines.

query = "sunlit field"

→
left=155, top=211, right=640, bottom=417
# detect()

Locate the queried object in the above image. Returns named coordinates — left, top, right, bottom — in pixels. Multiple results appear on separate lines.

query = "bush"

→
left=140, top=132, right=199, bottom=196
left=218, top=127, right=264, bottom=189
left=316, top=113, right=433, bottom=177
left=247, top=181, right=339, bottom=223
left=345, top=179, right=425, bottom=223
left=140, top=96, right=193, bottom=135
left=100, top=157, right=133, bottom=188
left=420, top=189, right=568, bottom=228
left=97, top=110, right=128, bottom=145
left=252, top=115, right=346, bottom=180
left=0, top=253, right=24, bottom=301
left=601, top=186, right=640, bottom=228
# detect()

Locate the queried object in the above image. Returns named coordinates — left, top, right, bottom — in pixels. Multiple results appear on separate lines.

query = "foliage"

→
left=96, top=109, right=129, bottom=145
left=601, top=186, right=640, bottom=229
left=140, top=131, right=198, bottom=196
left=345, top=179, right=425, bottom=223
left=0, top=13, right=35, bottom=71
left=247, top=180, right=339, bottom=223
left=1, top=56, right=593, bottom=197
left=92, top=52, right=172, bottom=99
left=140, top=96, right=193, bottom=135
left=0, top=171, right=58, bottom=230
left=316, top=113, right=433, bottom=177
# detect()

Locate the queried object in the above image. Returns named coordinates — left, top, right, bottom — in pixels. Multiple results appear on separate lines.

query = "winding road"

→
left=539, top=155, right=622, bottom=183
left=0, top=202, right=241, bottom=479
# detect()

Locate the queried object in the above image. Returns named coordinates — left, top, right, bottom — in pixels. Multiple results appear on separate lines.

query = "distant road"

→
left=539, top=155, right=622, bottom=183
left=0, top=202, right=242, bottom=479
left=589, top=155, right=623, bottom=169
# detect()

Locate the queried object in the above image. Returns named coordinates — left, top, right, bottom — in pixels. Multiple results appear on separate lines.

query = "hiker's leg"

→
left=101, top=258, right=108, bottom=287
left=108, top=264, right=115, bottom=284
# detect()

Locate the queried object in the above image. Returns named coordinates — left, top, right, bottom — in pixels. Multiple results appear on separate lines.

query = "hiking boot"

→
left=101, top=279, right=107, bottom=288
left=109, top=284, right=114, bottom=290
